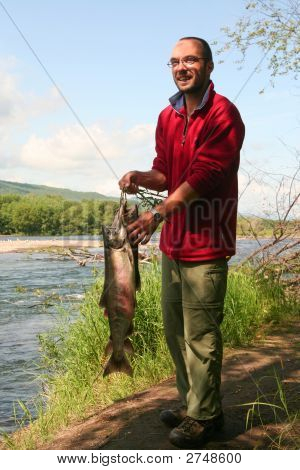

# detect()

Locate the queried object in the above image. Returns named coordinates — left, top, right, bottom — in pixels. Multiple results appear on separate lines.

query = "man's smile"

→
left=176, top=74, right=193, bottom=83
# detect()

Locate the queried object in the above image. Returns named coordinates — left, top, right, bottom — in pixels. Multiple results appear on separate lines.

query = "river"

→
left=0, top=236, right=264, bottom=434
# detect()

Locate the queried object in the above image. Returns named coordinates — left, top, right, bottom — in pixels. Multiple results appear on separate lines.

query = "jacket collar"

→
left=169, top=80, right=214, bottom=115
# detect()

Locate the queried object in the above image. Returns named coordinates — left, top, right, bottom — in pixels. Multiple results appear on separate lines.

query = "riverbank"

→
left=2, top=320, right=299, bottom=450
left=40, top=320, right=300, bottom=450
left=0, top=239, right=102, bottom=253
left=0, top=236, right=275, bottom=254
left=1, top=264, right=299, bottom=450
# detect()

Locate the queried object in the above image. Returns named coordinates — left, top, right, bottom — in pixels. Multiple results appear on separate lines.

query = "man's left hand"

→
left=127, top=211, right=160, bottom=245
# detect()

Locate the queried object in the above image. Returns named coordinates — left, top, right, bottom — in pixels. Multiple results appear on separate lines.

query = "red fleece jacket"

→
left=152, top=82, right=245, bottom=261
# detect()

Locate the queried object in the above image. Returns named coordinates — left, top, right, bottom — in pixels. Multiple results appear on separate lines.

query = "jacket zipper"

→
left=181, top=116, right=189, bottom=146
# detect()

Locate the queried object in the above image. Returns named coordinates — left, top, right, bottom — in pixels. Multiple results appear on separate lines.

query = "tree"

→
left=215, top=1, right=300, bottom=290
left=216, top=0, right=300, bottom=82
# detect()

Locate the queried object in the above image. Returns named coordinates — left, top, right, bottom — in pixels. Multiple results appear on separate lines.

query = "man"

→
left=119, top=37, right=245, bottom=449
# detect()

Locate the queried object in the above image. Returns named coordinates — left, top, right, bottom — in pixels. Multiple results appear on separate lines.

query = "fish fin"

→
left=124, top=338, right=134, bottom=355
left=131, top=245, right=141, bottom=290
left=127, top=322, right=134, bottom=336
left=103, top=355, right=133, bottom=378
left=104, top=336, right=133, bottom=357
left=135, top=267, right=141, bottom=291
left=99, top=289, right=107, bottom=308
left=103, top=308, right=109, bottom=318
left=104, top=339, right=113, bottom=356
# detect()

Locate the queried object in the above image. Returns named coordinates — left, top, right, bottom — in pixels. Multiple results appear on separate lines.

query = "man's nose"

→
left=176, top=59, right=188, bottom=71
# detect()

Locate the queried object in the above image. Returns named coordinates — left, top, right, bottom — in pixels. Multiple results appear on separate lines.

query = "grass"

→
left=2, top=261, right=299, bottom=449
left=240, top=368, right=300, bottom=449
left=222, top=266, right=297, bottom=346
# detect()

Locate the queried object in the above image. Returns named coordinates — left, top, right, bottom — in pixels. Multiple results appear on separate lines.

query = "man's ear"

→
left=207, top=60, right=214, bottom=74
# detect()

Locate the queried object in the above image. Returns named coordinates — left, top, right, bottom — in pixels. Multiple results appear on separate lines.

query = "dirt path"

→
left=40, top=321, right=299, bottom=450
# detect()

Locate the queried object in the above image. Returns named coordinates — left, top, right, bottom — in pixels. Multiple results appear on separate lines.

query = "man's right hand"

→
left=118, top=171, right=139, bottom=194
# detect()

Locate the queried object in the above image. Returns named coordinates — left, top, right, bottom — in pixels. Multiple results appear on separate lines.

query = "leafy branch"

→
left=214, top=0, right=300, bottom=85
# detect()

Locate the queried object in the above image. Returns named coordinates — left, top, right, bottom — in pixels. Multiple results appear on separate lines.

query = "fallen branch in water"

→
left=60, top=247, right=160, bottom=266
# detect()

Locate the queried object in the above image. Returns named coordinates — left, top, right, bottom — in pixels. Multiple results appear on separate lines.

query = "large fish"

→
left=100, top=194, right=140, bottom=377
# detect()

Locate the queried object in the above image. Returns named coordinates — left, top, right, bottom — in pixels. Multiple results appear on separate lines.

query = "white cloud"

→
left=20, top=122, right=156, bottom=171
left=0, top=70, right=25, bottom=128
left=238, top=171, right=300, bottom=217
left=26, top=86, right=63, bottom=117
left=0, top=62, right=64, bottom=173
left=0, top=64, right=63, bottom=134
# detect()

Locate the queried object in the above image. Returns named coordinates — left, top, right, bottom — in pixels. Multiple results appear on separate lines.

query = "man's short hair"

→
left=179, top=37, right=213, bottom=62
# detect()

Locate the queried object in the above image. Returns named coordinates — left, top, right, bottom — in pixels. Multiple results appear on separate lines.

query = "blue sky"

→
left=0, top=0, right=299, bottom=216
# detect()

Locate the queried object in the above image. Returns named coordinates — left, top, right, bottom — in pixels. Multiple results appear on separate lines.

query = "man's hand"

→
left=119, top=169, right=167, bottom=193
left=119, top=171, right=139, bottom=194
left=127, top=211, right=160, bottom=245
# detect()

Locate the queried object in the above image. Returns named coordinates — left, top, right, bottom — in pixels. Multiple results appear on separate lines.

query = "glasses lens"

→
left=168, top=60, right=179, bottom=68
left=184, top=59, right=196, bottom=66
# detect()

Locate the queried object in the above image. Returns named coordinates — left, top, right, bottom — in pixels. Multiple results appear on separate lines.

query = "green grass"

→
left=240, top=368, right=300, bottom=449
left=222, top=267, right=297, bottom=346
left=2, top=262, right=298, bottom=449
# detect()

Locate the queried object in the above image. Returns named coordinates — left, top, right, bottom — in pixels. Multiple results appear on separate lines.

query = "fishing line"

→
left=232, top=48, right=270, bottom=103
left=0, top=1, right=119, bottom=181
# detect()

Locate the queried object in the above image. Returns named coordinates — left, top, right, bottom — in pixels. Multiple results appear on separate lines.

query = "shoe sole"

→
left=169, top=427, right=219, bottom=449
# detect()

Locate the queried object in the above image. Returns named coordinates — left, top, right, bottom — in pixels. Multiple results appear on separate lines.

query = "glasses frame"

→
left=167, top=56, right=209, bottom=69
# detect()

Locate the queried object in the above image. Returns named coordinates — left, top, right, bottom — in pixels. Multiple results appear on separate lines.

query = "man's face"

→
left=170, top=40, right=213, bottom=94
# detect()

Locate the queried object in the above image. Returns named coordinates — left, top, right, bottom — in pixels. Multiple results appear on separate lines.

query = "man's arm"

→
left=126, top=181, right=198, bottom=245
left=118, top=169, right=167, bottom=193
left=152, top=181, right=198, bottom=218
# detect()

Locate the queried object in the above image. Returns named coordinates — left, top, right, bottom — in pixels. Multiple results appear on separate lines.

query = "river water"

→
left=0, top=236, right=264, bottom=434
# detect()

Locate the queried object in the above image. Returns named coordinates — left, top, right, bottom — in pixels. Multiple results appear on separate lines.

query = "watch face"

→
left=154, top=212, right=162, bottom=222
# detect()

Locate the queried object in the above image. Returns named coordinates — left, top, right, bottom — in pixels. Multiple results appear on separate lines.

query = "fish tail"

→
left=104, top=338, right=113, bottom=356
left=104, top=338, right=133, bottom=356
left=103, top=354, right=133, bottom=377
left=103, top=308, right=109, bottom=318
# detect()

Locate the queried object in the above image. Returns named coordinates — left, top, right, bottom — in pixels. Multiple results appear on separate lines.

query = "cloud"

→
left=0, top=62, right=64, bottom=175
left=20, top=122, right=156, bottom=171
left=238, top=171, right=300, bottom=217
left=0, top=64, right=63, bottom=133
left=0, top=70, right=25, bottom=128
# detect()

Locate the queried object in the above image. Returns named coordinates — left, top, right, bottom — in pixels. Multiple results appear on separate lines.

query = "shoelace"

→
left=180, top=416, right=198, bottom=433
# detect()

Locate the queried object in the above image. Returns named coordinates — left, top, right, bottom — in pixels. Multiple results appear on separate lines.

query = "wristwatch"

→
left=150, top=208, right=164, bottom=223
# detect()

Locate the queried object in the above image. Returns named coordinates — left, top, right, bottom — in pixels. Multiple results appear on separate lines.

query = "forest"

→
left=1, top=193, right=296, bottom=237
left=0, top=194, right=119, bottom=235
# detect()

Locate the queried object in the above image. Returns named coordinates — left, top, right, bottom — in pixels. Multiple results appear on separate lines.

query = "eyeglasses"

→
left=167, top=56, right=208, bottom=68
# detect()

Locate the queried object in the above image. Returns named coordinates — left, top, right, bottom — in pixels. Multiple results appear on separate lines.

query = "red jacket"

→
left=152, top=81, right=245, bottom=261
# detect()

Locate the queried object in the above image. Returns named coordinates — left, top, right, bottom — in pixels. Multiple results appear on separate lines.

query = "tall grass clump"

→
left=4, top=262, right=298, bottom=449
left=242, top=369, right=300, bottom=449
left=222, top=266, right=298, bottom=346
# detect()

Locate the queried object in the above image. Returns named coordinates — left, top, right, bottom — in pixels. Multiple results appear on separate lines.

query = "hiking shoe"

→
left=169, top=412, right=224, bottom=449
left=159, top=405, right=187, bottom=428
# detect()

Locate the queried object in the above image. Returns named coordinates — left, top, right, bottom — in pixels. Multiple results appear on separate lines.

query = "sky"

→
left=0, top=0, right=299, bottom=216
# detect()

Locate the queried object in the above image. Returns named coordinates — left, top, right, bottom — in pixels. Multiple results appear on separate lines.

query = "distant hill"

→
left=0, top=180, right=116, bottom=202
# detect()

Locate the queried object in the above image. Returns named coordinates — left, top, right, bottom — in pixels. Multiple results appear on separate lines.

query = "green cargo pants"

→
left=161, top=253, right=228, bottom=421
